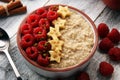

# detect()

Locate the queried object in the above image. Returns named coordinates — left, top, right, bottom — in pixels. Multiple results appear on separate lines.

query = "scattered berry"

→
left=37, top=41, right=51, bottom=52
left=33, top=27, right=47, bottom=41
left=26, top=47, right=39, bottom=60
left=47, top=10, right=58, bottom=21
left=27, top=14, right=40, bottom=28
left=39, top=18, right=50, bottom=31
left=37, top=54, right=50, bottom=66
left=77, top=72, right=90, bottom=80
left=99, top=38, right=114, bottom=52
left=20, top=23, right=32, bottom=35
left=21, top=34, right=34, bottom=49
left=108, top=47, right=120, bottom=61
left=36, top=8, right=47, bottom=18
left=99, top=61, right=114, bottom=76
left=107, top=28, right=120, bottom=44
left=98, top=23, right=109, bottom=38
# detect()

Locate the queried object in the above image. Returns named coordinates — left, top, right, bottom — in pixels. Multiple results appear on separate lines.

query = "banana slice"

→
left=48, top=39, right=64, bottom=51
left=53, top=17, right=66, bottom=29
left=47, top=27, right=61, bottom=40
left=49, top=50, right=62, bottom=63
left=57, top=6, right=71, bottom=18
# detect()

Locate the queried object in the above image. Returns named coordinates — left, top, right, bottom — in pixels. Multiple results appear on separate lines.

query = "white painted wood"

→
left=0, top=0, right=49, bottom=38
left=0, top=0, right=120, bottom=80
left=46, top=0, right=106, bottom=21
left=93, top=7, right=120, bottom=80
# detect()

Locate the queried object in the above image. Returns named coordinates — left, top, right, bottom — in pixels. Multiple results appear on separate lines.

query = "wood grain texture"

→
left=0, top=0, right=49, bottom=38
left=0, top=0, right=120, bottom=80
left=46, top=0, right=106, bottom=21
left=94, top=7, right=120, bottom=80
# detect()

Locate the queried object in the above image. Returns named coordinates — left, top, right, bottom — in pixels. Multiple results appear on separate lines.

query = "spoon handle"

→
left=4, top=50, right=22, bottom=79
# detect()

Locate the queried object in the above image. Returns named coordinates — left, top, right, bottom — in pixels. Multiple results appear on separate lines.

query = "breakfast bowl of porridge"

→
left=17, top=4, right=98, bottom=78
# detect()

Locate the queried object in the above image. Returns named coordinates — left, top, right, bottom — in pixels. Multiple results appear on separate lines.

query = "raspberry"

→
left=26, top=47, right=39, bottom=60
left=47, top=10, right=58, bottom=21
left=36, top=8, right=47, bottom=18
left=99, top=38, right=114, bottom=52
left=107, top=28, right=120, bottom=44
left=27, top=14, right=40, bottom=28
left=98, top=23, right=109, bottom=38
left=39, top=18, right=50, bottom=31
left=37, top=41, right=51, bottom=52
left=20, top=23, right=32, bottom=35
left=99, top=61, right=114, bottom=76
left=77, top=72, right=90, bottom=80
left=33, top=27, right=47, bottom=41
left=48, top=5, right=58, bottom=12
left=37, top=54, right=50, bottom=66
left=21, top=34, right=35, bottom=49
left=108, top=47, right=120, bottom=61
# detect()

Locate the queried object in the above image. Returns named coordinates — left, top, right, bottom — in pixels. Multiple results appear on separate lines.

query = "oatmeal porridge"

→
left=49, top=8, right=94, bottom=68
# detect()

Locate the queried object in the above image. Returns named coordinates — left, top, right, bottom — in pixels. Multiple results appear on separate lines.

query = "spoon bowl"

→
left=0, top=28, right=22, bottom=80
left=0, top=28, right=9, bottom=51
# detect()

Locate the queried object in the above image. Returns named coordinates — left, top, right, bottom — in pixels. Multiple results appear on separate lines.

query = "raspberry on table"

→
left=76, top=71, right=90, bottom=80
left=47, top=10, right=58, bottom=21
left=33, top=27, right=47, bottom=41
left=20, top=23, right=32, bottom=35
left=21, top=34, right=35, bottom=49
left=27, top=14, right=40, bottom=28
left=97, top=23, right=109, bottom=38
left=99, top=37, right=114, bottom=52
left=39, top=18, right=50, bottom=31
left=36, top=8, right=48, bottom=18
left=37, top=54, right=50, bottom=66
left=37, top=41, right=51, bottom=52
left=26, top=47, right=39, bottom=60
left=108, top=47, right=120, bottom=61
left=107, top=28, right=120, bottom=44
left=99, top=61, right=114, bottom=76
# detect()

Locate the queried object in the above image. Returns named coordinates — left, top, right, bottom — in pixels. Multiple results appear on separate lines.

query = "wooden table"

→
left=0, top=0, right=120, bottom=80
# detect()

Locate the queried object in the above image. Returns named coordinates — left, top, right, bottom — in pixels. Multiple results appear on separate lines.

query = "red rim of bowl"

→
left=17, top=4, right=98, bottom=72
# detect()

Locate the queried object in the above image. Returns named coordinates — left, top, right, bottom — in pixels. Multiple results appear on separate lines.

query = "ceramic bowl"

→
left=17, top=4, right=98, bottom=78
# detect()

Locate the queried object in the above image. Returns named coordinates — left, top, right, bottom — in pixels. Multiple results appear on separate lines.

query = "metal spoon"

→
left=0, top=28, right=22, bottom=80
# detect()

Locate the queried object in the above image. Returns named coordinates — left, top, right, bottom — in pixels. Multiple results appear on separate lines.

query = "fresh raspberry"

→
left=37, top=54, right=50, bottom=66
left=27, top=14, right=40, bottom=28
left=20, top=23, right=32, bottom=35
left=36, top=8, right=47, bottom=18
left=108, top=47, right=120, bottom=61
left=107, top=28, right=120, bottom=44
left=33, top=27, right=47, bottom=41
left=99, top=61, right=114, bottom=76
left=26, top=47, right=39, bottom=60
left=77, top=72, right=90, bottom=80
left=48, top=5, right=58, bottom=12
left=99, top=38, right=114, bottom=52
left=37, top=41, right=51, bottom=52
left=21, top=34, right=35, bottom=49
left=39, top=18, right=50, bottom=31
left=98, top=23, right=109, bottom=38
left=47, top=10, right=58, bottom=21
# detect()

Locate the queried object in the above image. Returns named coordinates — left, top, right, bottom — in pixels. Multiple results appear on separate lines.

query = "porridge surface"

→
left=49, top=11, right=94, bottom=68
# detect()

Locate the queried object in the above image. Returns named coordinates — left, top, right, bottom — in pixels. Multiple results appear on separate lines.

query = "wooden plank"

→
left=0, top=0, right=49, bottom=38
left=88, top=7, right=120, bottom=80
left=46, top=0, right=106, bottom=21
left=0, top=0, right=49, bottom=80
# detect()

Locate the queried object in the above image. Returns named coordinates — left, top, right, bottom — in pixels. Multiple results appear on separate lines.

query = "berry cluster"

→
left=98, top=23, right=120, bottom=61
left=20, top=5, right=59, bottom=66
left=98, top=23, right=120, bottom=76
